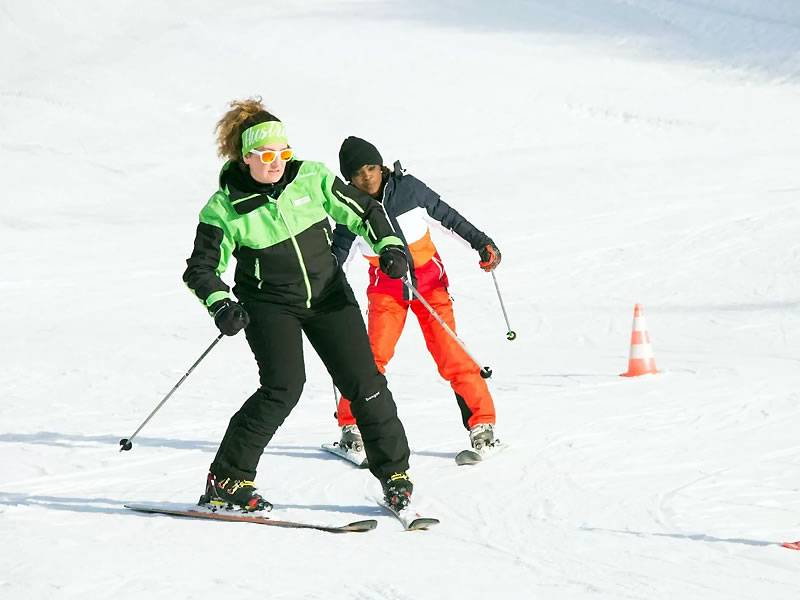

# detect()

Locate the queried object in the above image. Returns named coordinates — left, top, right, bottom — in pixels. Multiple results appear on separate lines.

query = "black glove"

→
left=478, top=242, right=501, bottom=272
left=211, top=299, right=250, bottom=336
left=378, top=245, right=408, bottom=279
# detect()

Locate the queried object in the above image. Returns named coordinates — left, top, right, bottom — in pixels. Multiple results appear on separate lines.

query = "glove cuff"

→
left=209, top=299, right=230, bottom=316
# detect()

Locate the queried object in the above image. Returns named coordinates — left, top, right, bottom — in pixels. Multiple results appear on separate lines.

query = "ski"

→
left=321, top=442, right=369, bottom=468
left=379, top=501, right=440, bottom=531
left=782, top=541, right=800, bottom=550
left=455, top=441, right=509, bottom=466
left=125, top=504, right=377, bottom=533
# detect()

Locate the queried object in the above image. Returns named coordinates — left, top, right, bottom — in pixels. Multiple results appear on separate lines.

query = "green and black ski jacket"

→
left=183, top=159, right=403, bottom=310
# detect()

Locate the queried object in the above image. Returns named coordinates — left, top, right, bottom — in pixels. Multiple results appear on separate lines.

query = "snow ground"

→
left=2, top=1, right=800, bottom=598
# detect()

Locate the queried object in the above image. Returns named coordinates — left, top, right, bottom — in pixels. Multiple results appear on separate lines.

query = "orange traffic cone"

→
left=620, top=304, right=660, bottom=377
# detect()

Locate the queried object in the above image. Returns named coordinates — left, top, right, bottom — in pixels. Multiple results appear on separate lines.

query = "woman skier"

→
left=183, top=100, right=414, bottom=512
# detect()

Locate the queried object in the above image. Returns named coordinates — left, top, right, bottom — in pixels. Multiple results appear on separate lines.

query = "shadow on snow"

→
left=0, top=431, right=363, bottom=463
left=0, top=492, right=381, bottom=519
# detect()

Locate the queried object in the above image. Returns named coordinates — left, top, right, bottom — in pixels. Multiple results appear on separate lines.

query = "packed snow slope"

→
left=2, top=1, right=800, bottom=598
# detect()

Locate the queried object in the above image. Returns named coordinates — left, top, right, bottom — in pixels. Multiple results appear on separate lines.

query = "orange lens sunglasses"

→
left=249, top=148, right=293, bottom=164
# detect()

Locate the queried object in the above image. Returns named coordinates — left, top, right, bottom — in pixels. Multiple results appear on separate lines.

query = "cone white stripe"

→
left=629, top=345, right=655, bottom=359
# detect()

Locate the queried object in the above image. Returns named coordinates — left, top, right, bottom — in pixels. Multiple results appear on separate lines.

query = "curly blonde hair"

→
left=215, top=96, right=280, bottom=161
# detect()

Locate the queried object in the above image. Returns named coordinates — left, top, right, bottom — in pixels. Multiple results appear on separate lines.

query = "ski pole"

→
left=119, top=333, right=224, bottom=452
left=491, top=271, right=516, bottom=341
left=332, top=380, right=340, bottom=420
left=402, top=278, right=492, bottom=378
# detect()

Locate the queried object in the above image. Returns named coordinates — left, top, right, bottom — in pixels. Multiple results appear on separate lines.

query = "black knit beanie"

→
left=339, top=136, right=383, bottom=180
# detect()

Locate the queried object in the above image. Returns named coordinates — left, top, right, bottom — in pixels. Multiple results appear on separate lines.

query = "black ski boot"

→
left=382, top=472, right=413, bottom=511
left=198, top=471, right=273, bottom=512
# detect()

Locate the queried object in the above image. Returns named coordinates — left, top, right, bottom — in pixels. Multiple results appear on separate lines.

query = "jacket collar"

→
left=219, top=160, right=302, bottom=215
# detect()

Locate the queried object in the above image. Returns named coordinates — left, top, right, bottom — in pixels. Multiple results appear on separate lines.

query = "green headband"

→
left=241, top=121, right=288, bottom=155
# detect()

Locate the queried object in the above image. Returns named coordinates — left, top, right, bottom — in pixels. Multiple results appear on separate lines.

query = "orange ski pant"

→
left=337, top=287, right=495, bottom=430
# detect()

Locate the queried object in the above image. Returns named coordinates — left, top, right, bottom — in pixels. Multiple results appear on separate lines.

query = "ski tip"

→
left=455, top=442, right=509, bottom=466
left=407, top=517, right=440, bottom=531
left=378, top=500, right=440, bottom=531
left=344, top=519, right=379, bottom=532
left=455, top=450, right=482, bottom=466
left=782, top=541, right=800, bottom=550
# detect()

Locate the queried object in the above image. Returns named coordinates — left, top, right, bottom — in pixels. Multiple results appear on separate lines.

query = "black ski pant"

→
left=211, top=281, right=410, bottom=482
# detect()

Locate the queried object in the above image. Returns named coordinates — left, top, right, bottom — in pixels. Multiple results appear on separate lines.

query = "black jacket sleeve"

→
left=182, top=222, right=231, bottom=309
left=408, top=175, right=493, bottom=250
left=328, top=177, right=402, bottom=249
